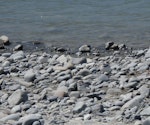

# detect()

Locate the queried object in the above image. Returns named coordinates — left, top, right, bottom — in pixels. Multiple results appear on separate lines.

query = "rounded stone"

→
left=18, top=114, right=42, bottom=125
left=79, top=45, right=91, bottom=52
left=0, top=35, right=10, bottom=45
left=73, top=101, right=86, bottom=113
left=24, top=69, right=36, bottom=82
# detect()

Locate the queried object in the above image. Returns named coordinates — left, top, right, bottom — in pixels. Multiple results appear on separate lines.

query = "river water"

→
left=0, top=0, right=150, bottom=48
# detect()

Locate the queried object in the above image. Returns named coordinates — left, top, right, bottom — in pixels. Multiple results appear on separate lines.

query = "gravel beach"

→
left=0, top=36, right=149, bottom=125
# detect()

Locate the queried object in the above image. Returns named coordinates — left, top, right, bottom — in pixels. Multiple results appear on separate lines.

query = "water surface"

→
left=0, top=0, right=150, bottom=48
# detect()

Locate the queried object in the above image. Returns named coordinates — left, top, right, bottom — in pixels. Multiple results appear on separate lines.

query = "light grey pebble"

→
left=10, top=51, right=25, bottom=60
left=138, top=85, right=149, bottom=98
left=24, top=69, right=35, bottom=82
left=84, top=114, right=91, bottom=120
left=11, top=105, right=21, bottom=113
left=98, top=74, right=109, bottom=82
left=8, top=89, right=28, bottom=106
left=18, top=114, right=42, bottom=125
left=0, top=113, right=21, bottom=122
left=69, top=91, right=80, bottom=98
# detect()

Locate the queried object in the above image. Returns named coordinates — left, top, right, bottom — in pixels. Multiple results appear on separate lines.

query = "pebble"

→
left=79, top=45, right=91, bottom=52
left=7, top=89, right=28, bottom=106
left=0, top=35, right=10, bottom=45
left=98, top=74, right=109, bottom=82
left=73, top=101, right=87, bottom=113
left=10, top=51, right=26, bottom=60
left=84, top=114, right=92, bottom=120
left=0, top=113, right=21, bottom=122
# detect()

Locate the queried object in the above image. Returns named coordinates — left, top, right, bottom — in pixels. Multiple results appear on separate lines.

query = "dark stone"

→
left=56, top=47, right=67, bottom=52
left=110, top=44, right=119, bottom=50
left=86, top=92, right=102, bottom=100
left=105, top=41, right=114, bottom=50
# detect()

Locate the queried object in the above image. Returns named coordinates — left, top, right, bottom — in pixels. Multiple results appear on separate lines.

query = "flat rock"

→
left=0, top=113, right=21, bottom=122
left=37, top=56, right=48, bottom=63
left=11, top=105, right=22, bottom=113
left=18, top=114, right=42, bottom=125
left=69, top=91, right=80, bottom=98
left=138, top=85, right=149, bottom=98
left=10, top=51, right=25, bottom=60
left=7, top=89, right=28, bottom=106
left=140, top=107, right=150, bottom=116
left=121, top=96, right=143, bottom=110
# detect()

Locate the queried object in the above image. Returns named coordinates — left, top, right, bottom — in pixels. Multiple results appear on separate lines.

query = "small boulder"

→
left=99, top=74, right=109, bottom=82
left=77, top=69, right=91, bottom=76
left=8, top=89, right=28, bottom=106
left=79, top=45, right=91, bottom=52
left=18, top=114, right=42, bottom=125
left=13, top=44, right=23, bottom=51
left=0, top=35, right=10, bottom=45
left=10, top=51, right=26, bottom=60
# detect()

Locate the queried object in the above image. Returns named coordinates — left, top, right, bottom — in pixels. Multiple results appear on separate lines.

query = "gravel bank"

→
left=0, top=37, right=149, bottom=125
